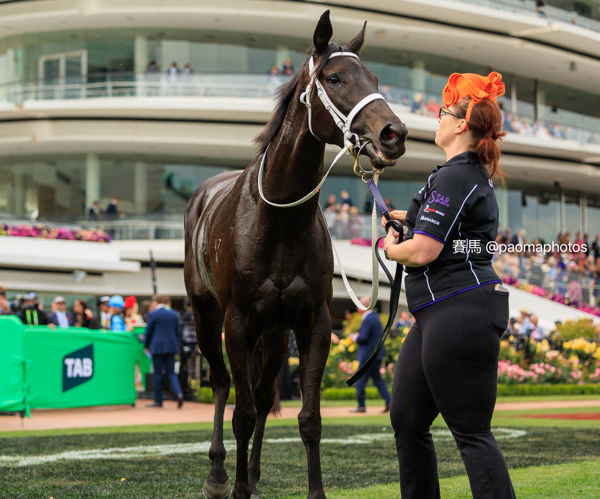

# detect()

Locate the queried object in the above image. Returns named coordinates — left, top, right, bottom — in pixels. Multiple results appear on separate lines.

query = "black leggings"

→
left=390, top=284, right=516, bottom=499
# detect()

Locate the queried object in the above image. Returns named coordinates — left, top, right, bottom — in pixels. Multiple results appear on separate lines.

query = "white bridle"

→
left=258, top=50, right=385, bottom=210
left=299, top=51, right=385, bottom=150
left=257, top=50, right=389, bottom=312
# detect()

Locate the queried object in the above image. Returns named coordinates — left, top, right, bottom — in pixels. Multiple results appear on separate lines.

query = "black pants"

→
left=390, top=284, right=515, bottom=498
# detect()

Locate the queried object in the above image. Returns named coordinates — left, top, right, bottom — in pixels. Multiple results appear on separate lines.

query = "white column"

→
left=12, top=171, right=26, bottom=216
left=134, top=161, right=147, bottom=215
left=410, top=60, right=426, bottom=93
left=134, top=34, right=149, bottom=74
left=135, top=34, right=149, bottom=96
left=85, top=154, right=101, bottom=211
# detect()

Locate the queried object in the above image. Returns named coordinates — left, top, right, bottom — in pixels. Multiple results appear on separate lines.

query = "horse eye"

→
left=326, top=74, right=341, bottom=86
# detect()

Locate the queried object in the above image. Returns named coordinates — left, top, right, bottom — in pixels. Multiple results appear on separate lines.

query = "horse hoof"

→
left=202, top=479, right=232, bottom=499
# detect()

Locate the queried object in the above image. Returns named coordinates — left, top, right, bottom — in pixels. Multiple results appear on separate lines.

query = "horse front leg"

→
left=296, top=310, right=331, bottom=499
left=248, top=331, right=290, bottom=496
left=226, top=317, right=258, bottom=499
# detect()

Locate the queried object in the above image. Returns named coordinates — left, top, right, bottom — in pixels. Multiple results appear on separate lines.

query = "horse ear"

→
left=313, top=10, right=333, bottom=55
left=346, top=21, right=366, bottom=55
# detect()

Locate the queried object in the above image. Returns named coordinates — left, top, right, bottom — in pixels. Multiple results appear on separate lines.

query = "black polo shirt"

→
left=404, top=151, right=501, bottom=313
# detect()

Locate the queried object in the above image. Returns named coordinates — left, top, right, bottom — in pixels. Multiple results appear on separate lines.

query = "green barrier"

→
left=0, top=316, right=137, bottom=415
left=0, top=316, right=26, bottom=413
left=133, top=325, right=152, bottom=390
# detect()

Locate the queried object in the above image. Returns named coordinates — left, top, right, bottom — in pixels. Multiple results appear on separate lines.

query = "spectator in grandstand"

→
left=592, top=235, right=600, bottom=261
left=519, top=118, right=534, bottom=137
left=410, top=93, right=425, bottom=115
left=73, top=298, right=94, bottom=328
left=551, top=123, right=567, bottom=140
left=105, top=197, right=121, bottom=220
left=139, top=299, right=152, bottom=323
left=535, top=0, right=547, bottom=16
left=89, top=295, right=111, bottom=330
left=18, top=292, right=52, bottom=326
left=123, top=295, right=143, bottom=331
left=529, top=315, right=545, bottom=341
left=511, top=228, right=526, bottom=246
left=502, top=112, right=515, bottom=133
left=282, top=57, right=294, bottom=75
left=425, top=96, right=441, bottom=117
left=380, top=84, right=393, bottom=101
left=47, top=296, right=74, bottom=328
left=0, top=286, right=13, bottom=315
left=88, top=201, right=100, bottom=220
left=108, top=295, right=126, bottom=332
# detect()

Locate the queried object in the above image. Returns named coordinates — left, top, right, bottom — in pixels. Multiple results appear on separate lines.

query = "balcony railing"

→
left=454, top=0, right=600, bottom=32
left=1, top=72, right=599, bottom=145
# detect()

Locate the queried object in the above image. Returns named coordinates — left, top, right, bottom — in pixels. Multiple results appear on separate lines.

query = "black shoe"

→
left=177, top=395, right=184, bottom=409
left=350, top=407, right=366, bottom=413
left=146, top=402, right=162, bottom=408
left=381, top=403, right=390, bottom=413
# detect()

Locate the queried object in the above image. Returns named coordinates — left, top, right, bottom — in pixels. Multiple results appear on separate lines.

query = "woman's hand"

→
left=383, top=226, right=400, bottom=261
left=382, top=210, right=407, bottom=227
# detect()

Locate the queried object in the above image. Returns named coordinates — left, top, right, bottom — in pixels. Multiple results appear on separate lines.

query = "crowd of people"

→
left=323, top=190, right=395, bottom=240
left=0, top=288, right=147, bottom=331
left=492, top=229, right=600, bottom=343
left=0, top=287, right=197, bottom=407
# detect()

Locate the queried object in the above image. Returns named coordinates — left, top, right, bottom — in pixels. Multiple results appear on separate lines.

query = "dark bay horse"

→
left=184, top=10, right=407, bottom=499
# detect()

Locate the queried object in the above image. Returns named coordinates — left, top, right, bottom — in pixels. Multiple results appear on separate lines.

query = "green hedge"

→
left=496, top=383, right=600, bottom=396
left=198, top=387, right=236, bottom=404
left=322, top=385, right=600, bottom=400
left=197, top=384, right=600, bottom=403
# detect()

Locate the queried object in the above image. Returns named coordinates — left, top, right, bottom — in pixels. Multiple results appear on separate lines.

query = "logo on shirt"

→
left=426, top=190, right=450, bottom=207
left=63, top=344, right=94, bottom=392
left=420, top=216, right=440, bottom=226
left=423, top=205, right=445, bottom=216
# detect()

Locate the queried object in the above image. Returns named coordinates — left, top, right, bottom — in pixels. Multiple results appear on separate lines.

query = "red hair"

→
left=455, top=97, right=507, bottom=181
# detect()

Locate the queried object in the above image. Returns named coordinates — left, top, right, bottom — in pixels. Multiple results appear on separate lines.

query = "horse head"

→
left=304, top=10, right=408, bottom=168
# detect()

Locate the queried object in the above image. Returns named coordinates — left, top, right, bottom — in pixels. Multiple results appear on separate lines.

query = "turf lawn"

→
left=1, top=397, right=599, bottom=498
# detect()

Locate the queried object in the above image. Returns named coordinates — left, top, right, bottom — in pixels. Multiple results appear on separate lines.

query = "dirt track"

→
left=2, top=398, right=600, bottom=432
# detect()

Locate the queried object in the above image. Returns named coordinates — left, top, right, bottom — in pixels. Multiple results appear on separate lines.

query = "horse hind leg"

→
left=248, top=332, right=290, bottom=497
left=191, top=302, right=232, bottom=499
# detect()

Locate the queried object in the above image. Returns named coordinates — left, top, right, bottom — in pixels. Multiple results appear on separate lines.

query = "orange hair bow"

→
left=442, top=71, right=505, bottom=126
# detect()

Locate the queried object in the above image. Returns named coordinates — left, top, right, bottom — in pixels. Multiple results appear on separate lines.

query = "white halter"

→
left=299, top=51, right=385, bottom=150
left=258, top=51, right=385, bottom=210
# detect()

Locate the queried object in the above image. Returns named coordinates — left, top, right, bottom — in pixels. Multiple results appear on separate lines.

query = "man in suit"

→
left=144, top=294, right=184, bottom=408
left=350, top=296, right=391, bottom=413
left=47, top=296, right=74, bottom=328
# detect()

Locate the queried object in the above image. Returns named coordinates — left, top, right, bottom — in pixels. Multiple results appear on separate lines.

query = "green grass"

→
left=1, top=400, right=600, bottom=497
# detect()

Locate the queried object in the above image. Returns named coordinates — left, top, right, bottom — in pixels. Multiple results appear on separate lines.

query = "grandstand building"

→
left=0, top=0, right=599, bottom=315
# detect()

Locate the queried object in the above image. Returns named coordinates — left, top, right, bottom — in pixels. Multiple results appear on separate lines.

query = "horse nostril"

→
left=380, top=123, right=407, bottom=144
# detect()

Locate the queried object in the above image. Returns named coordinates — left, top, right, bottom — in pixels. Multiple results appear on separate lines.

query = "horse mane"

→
left=254, top=42, right=342, bottom=156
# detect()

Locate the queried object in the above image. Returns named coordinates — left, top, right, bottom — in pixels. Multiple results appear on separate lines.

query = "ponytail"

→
left=455, top=97, right=507, bottom=181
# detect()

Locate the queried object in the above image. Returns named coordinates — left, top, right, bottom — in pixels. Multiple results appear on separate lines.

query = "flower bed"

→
left=322, top=312, right=600, bottom=390
left=0, top=223, right=111, bottom=242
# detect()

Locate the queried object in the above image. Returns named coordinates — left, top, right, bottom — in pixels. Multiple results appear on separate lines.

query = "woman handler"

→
left=383, top=72, right=516, bottom=498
